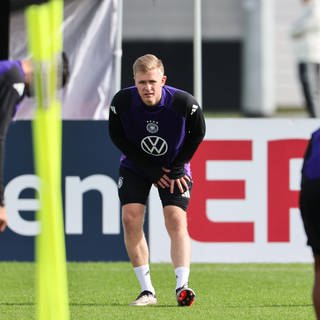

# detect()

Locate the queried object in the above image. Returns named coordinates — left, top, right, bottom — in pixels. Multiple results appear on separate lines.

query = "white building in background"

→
left=9, top=0, right=305, bottom=116
left=122, top=0, right=303, bottom=110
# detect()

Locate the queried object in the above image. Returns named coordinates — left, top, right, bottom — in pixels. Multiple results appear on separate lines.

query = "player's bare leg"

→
left=122, top=203, right=156, bottom=305
left=164, top=205, right=195, bottom=306
left=122, top=203, right=148, bottom=266
left=164, top=205, right=190, bottom=268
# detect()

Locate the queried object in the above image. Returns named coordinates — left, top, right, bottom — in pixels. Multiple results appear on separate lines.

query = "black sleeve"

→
left=0, top=74, right=22, bottom=206
left=108, top=90, right=164, bottom=182
left=169, top=92, right=206, bottom=179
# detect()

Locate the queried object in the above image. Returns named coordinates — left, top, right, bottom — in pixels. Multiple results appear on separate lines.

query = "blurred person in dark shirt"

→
left=0, top=53, right=69, bottom=232
left=300, top=127, right=320, bottom=319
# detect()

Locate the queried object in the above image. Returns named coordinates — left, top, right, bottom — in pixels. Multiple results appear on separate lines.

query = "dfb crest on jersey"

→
left=146, top=120, right=159, bottom=134
left=141, top=136, right=168, bottom=156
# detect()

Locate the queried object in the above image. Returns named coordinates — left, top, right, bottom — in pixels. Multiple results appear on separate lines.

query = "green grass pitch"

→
left=0, top=262, right=314, bottom=319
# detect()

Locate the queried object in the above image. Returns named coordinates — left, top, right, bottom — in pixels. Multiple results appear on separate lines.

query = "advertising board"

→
left=150, top=119, right=319, bottom=262
left=2, top=119, right=319, bottom=262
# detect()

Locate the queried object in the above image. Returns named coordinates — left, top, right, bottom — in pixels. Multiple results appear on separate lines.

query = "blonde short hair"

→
left=133, top=54, right=164, bottom=76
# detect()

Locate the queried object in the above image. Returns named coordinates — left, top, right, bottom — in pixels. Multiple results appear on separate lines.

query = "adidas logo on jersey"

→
left=13, top=83, right=25, bottom=96
left=191, top=104, right=198, bottom=115
left=110, top=105, right=117, bottom=114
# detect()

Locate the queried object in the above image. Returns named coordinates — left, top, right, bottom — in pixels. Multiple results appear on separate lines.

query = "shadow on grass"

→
left=0, top=302, right=176, bottom=308
left=70, top=302, right=178, bottom=308
left=0, top=302, right=312, bottom=308
left=219, top=304, right=312, bottom=309
left=0, top=302, right=34, bottom=306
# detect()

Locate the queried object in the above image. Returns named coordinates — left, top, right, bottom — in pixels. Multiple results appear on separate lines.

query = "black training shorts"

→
left=117, top=166, right=192, bottom=211
left=299, top=177, right=320, bottom=255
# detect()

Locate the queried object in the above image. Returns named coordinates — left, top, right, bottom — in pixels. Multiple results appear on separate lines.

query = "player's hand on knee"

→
left=170, top=175, right=190, bottom=194
left=156, top=170, right=171, bottom=189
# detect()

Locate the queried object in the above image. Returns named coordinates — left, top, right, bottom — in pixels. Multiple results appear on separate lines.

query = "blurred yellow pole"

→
left=25, top=1, right=69, bottom=319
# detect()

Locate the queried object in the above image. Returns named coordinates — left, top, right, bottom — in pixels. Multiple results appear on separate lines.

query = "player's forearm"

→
left=169, top=120, right=205, bottom=179
left=176, top=139, right=203, bottom=164
left=173, top=112, right=206, bottom=167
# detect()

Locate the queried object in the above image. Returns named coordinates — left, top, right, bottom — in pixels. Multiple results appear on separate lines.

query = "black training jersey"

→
left=0, top=60, right=26, bottom=205
left=302, top=127, right=320, bottom=180
left=109, top=85, right=206, bottom=182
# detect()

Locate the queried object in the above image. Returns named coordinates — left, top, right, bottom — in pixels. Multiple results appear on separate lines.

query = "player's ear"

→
left=161, top=75, right=167, bottom=86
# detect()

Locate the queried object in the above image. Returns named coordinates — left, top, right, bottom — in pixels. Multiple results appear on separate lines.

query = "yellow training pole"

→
left=25, top=1, right=69, bottom=319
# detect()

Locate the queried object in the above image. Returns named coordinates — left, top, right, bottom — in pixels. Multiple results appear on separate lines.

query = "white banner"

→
left=149, top=119, right=319, bottom=263
left=10, top=0, right=119, bottom=120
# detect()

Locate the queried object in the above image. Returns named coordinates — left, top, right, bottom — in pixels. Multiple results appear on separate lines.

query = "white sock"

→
left=133, top=264, right=155, bottom=295
left=175, top=266, right=190, bottom=290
